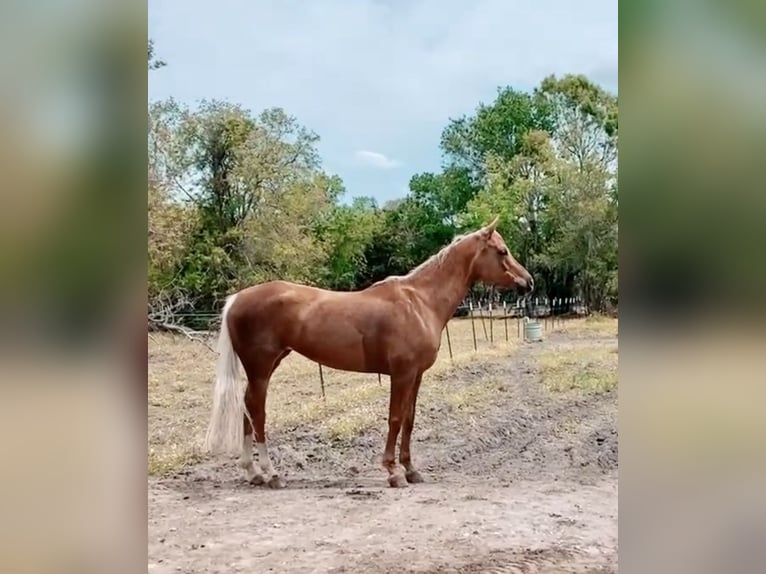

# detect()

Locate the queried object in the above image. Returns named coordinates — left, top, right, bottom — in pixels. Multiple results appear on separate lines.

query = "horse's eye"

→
left=498, top=248, right=508, bottom=256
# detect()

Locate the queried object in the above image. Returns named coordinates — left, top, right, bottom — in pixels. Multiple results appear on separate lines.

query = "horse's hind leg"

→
left=241, top=349, right=290, bottom=488
left=239, top=417, right=262, bottom=484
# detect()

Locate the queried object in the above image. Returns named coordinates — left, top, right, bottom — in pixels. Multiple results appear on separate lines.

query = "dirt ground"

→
left=148, top=320, right=618, bottom=573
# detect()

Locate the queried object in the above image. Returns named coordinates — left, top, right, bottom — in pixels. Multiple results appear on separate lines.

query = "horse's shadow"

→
left=242, top=475, right=387, bottom=493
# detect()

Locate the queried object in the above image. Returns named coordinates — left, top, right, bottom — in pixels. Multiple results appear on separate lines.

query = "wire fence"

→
left=148, top=295, right=608, bottom=401
left=445, top=295, right=592, bottom=356
left=148, top=296, right=594, bottom=357
left=156, top=295, right=592, bottom=331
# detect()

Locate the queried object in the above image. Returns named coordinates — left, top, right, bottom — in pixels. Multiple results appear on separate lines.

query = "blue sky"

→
left=149, top=0, right=617, bottom=204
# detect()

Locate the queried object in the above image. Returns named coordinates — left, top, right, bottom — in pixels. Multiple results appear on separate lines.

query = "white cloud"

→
left=354, top=150, right=400, bottom=169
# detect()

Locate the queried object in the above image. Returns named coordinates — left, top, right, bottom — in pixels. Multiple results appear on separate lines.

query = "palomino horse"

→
left=203, top=217, right=533, bottom=488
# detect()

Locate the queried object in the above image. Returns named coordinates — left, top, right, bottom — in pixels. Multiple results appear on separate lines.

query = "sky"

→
left=149, top=0, right=617, bottom=205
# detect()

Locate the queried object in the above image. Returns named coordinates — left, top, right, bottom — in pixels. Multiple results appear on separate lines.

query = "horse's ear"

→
left=481, top=216, right=499, bottom=239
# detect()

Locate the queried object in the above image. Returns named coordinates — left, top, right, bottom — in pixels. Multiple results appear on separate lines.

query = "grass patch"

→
left=440, top=379, right=503, bottom=412
left=539, top=345, right=618, bottom=394
left=148, top=445, right=203, bottom=476
left=325, top=403, right=384, bottom=440
left=323, top=376, right=506, bottom=441
left=559, top=315, right=618, bottom=338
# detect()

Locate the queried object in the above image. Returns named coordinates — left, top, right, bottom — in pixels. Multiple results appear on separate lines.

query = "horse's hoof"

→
left=405, top=470, right=424, bottom=484
left=388, top=473, right=409, bottom=488
left=267, top=475, right=286, bottom=489
left=241, top=462, right=258, bottom=481
left=249, top=474, right=266, bottom=486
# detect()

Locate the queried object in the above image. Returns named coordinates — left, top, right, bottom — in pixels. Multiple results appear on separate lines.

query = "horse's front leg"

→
left=399, top=373, right=424, bottom=483
left=382, top=373, right=414, bottom=488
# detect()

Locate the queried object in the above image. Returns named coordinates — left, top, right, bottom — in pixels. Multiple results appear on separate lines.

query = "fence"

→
left=457, top=295, right=590, bottom=318
left=149, top=295, right=599, bottom=400
left=150, top=296, right=590, bottom=333
left=443, top=296, right=590, bottom=357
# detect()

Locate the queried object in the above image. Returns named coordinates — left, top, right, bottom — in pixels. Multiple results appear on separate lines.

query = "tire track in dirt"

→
left=403, top=332, right=617, bottom=488
left=402, top=547, right=616, bottom=574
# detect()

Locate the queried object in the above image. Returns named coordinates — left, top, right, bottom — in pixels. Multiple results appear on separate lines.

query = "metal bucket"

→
left=524, top=319, right=543, bottom=342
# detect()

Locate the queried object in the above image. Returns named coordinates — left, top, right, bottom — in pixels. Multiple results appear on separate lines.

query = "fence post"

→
left=318, top=363, right=326, bottom=402
left=489, top=301, right=494, bottom=343
left=503, top=300, right=508, bottom=341
left=445, top=322, right=453, bottom=361
left=469, top=300, right=478, bottom=351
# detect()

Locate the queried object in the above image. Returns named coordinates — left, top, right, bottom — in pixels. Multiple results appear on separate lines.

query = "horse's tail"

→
left=203, top=293, right=248, bottom=455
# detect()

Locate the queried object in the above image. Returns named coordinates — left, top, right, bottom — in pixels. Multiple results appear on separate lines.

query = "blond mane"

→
left=371, top=231, right=474, bottom=286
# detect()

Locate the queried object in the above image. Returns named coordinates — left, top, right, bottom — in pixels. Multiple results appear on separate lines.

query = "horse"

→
left=203, top=216, right=534, bottom=488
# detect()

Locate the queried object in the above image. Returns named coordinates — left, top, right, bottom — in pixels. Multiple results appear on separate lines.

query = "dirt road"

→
left=149, top=329, right=618, bottom=573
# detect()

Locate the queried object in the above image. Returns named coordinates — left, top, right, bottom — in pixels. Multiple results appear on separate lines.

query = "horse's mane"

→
left=370, top=232, right=472, bottom=287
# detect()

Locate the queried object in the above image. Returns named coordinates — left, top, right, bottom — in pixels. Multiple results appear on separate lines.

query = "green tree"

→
left=315, top=196, right=382, bottom=290
left=147, top=72, right=619, bottom=323
left=361, top=197, right=454, bottom=285
left=537, top=74, right=618, bottom=170
left=463, top=125, right=617, bottom=309
left=441, top=86, right=554, bottom=183
left=147, top=166, right=198, bottom=316
left=408, top=165, right=477, bottom=228
left=148, top=99, right=340, bottom=322
left=463, top=131, right=557, bottom=289
left=541, top=163, right=618, bottom=310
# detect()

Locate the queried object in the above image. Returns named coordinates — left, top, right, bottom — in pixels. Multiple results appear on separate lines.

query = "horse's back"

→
left=227, top=281, right=306, bottom=323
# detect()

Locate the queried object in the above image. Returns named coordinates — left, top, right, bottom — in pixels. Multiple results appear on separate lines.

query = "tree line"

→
left=148, top=49, right=617, bottom=328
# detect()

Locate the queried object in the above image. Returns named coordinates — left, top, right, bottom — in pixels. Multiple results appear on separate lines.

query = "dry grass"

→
left=539, top=344, right=618, bottom=394
left=148, top=315, right=618, bottom=476
left=148, top=316, right=521, bottom=476
left=438, top=378, right=504, bottom=413
left=148, top=335, right=216, bottom=475
left=556, top=314, right=619, bottom=338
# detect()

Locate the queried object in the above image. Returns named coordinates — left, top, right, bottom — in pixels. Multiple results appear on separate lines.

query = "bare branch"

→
left=152, top=322, right=216, bottom=353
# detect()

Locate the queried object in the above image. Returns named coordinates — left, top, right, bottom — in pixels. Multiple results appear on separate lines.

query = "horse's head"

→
left=469, top=217, right=534, bottom=294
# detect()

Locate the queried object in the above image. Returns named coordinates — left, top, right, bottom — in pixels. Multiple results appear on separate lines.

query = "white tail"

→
left=203, top=293, right=249, bottom=455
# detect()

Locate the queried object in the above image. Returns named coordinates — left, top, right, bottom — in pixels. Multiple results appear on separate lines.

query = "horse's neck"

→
left=406, top=246, right=474, bottom=327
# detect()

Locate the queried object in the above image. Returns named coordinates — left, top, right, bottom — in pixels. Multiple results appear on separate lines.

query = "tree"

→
left=408, top=165, right=477, bottom=228
left=237, top=172, right=339, bottom=286
left=360, top=197, right=454, bottom=286
left=315, top=196, right=382, bottom=290
left=463, top=125, right=617, bottom=309
left=148, top=99, right=340, bottom=322
left=463, top=131, right=557, bottom=287
left=440, top=86, right=554, bottom=183
left=146, top=72, right=618, bottom=323
left=541, top=162, right=618, bottom=311
left=148, top=166, right=198, bottom=323
left=537, top=74, right=618, bottom=171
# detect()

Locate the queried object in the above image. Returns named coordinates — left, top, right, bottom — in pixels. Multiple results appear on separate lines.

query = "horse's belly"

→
left=294, top=344, right=378, bottom=373
left=291, top=329, right=381, bottom=373
left=284, top=297, right=397, bottom=373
